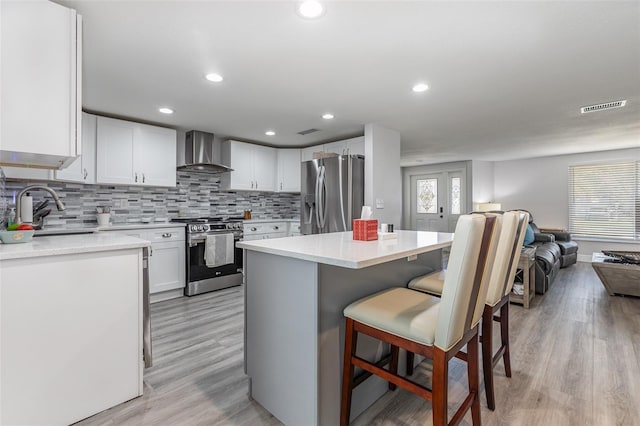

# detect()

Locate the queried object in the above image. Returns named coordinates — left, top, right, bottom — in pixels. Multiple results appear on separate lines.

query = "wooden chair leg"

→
left=406, top=351, right=415, bottom=376
left=500, top=301, right=512, bottom=378
left=431, top=347, right=448, bottom=426
left=482, top=305, right=496, bottom=411
left=467, top=332, right=481, bottom=425
left=389, top=345, right=399, bottom=390
left=340, top=318, right=357, bottom=426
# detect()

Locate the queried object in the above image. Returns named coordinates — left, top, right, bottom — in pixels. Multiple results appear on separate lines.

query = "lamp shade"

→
left=476, top=202, right=502, bottom=212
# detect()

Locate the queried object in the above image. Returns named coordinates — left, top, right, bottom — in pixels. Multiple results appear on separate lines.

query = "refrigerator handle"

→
left=315, top=166, right=322, bottom=229
left=347, top=157, right=353, bottom=231
left=318, top=165, right=326, bottom=229
left=338, top=157, right=347, bottom=231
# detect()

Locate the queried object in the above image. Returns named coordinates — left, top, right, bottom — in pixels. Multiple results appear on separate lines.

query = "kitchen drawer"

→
left=244, top=222, right=287, bottom=236
left=145, top=227, right=185, bottom=243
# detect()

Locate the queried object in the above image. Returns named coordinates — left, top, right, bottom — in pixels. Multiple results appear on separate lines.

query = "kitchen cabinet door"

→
left=223, top=141, right=254, bottom=190
left=55, top=113, right=96, bottom=184
left=136, top=124, right=177, bottom=187
left=346, top=136, right=365, bottom=156
left=96, top=117, right=136, bottom=185
left=148, top=241, right=185, bottom=294
left=277, top=149, right=301, bottom=192
left=0, top=0, right=81, bottom=169
left=253, top=145, right=276, bottom=192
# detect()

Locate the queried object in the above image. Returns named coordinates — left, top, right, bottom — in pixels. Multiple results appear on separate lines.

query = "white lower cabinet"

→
left=288, top=221, right=301, bottom=236
left=0, top=248, right=143, bottom=425
left=106, top=227, right=185, bottom=296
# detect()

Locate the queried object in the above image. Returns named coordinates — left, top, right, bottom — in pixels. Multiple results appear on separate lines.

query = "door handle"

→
left=135, top=172, right=138, bottom=183
left=142, top=173, right=146, bottom=183
left=83, top=168, right=88, bottom=179
left=162, top=233, right=172, bottom=238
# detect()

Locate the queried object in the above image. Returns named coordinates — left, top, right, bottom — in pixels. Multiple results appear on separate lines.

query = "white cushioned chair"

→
left=340, top=214, right=498, bottom=426
left=406, top=211, right=529, bottom=410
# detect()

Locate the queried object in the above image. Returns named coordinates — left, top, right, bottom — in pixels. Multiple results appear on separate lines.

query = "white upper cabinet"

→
left=323, top=136, right=365, bottom=156
left=96, top=116, right=177, bottom=187
left=0, top=0, right=82, bottom=169
left=221, top=141, right=276, bottom=192
left=300, top=137, right=365, bottom=163
left=135, top=125, right=177, bottom=187
left=301, top=146, right=321, bottom=162
left=55, top=113, right=96, bottom=184
left=277, top=149, right=301, bottom=193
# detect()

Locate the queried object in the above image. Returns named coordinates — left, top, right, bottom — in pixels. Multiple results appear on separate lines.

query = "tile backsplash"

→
left=0, top=170, right=300, bottom=226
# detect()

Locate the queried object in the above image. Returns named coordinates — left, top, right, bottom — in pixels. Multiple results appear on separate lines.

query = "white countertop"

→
left=34, top=222, right=185, bottom=236
left=0, top=233, right=150, bottom=261
left=237, top=230, right=453, bottom=269
left=243, top=218, right=299, bottom=224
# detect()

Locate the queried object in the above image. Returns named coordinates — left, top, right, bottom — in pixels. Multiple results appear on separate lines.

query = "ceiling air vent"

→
left=580, top=100, right=627, bottom=114
left=297, top=128, right=320, bottom=135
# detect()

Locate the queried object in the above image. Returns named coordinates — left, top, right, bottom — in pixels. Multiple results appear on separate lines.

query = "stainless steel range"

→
left=171, top=217, right=244, bottom=296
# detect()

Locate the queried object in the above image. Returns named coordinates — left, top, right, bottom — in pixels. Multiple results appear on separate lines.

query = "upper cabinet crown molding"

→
left=96, top=116, right=177, bottom=187
left=0, top=0, right=82, bottom=169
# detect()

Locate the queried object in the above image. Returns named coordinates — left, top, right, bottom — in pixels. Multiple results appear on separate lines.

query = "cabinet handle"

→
left=83, top=168, right=88, bottom=179
left=142, top=173, right=146, bottom=183
left=251, top=181, right=254, bottom=189
left=149, top=246, right=153, bottom=256
left=280, top=182, right=283, bottom=190
left=251, top=227, right=257, bottom=232
left=162, top=233, right=172, bottom=238
left=135, top=172, right=138, bottom=182
left=273, top=226, right=279, bottom=230
left=255, top=181, right=258, bottom=189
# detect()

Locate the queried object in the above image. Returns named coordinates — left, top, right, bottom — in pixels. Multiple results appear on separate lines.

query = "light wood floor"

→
left=77, top=262, right=640, bottom=425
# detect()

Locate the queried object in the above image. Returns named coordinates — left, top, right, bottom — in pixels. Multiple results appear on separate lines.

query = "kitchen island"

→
left=0, top=233, right=149, bottom=425
left=238, top=230, right=453, bottom=426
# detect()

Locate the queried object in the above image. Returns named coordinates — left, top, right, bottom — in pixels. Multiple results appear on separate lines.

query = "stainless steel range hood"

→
left=177, top=131, right=233, bottom=173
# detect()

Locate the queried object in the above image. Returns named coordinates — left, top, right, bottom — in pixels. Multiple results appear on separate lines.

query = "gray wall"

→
left=493, top=147, right=640, bottom=258
left=0, top=170, right=300, bottom=226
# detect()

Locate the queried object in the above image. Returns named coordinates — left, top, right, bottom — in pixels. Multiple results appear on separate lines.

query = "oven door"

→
left=187, top=232, right=239, bottom=283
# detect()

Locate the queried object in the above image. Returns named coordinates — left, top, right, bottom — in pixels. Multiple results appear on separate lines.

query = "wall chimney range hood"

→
left=177, top=131, right=233, bottom=173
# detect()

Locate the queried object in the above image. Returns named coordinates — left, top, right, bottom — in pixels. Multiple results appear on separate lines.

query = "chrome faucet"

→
left=16, top=185, right=65, bottom=224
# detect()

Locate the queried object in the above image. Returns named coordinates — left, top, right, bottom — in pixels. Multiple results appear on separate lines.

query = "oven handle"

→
left=188, top=232, right=239, bottom=246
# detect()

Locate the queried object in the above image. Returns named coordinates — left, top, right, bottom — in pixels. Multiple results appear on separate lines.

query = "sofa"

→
left=520, top=211, right=579, bottom=294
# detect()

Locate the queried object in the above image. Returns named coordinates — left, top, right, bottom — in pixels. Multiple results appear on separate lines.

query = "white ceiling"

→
left=58, top=0, right=640, bottom=165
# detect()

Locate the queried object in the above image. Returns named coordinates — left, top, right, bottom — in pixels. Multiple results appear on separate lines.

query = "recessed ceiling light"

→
left=205, top=73, right=223, bottom=83
left=265, top=130, right=276, bottom=136
left=158, top=107, right=174, bottom=114
left=322, top=113, right=334, bottom=120
left=297, top=0, right=324, bottom=19
left=412, top=83, right=429, bottom=93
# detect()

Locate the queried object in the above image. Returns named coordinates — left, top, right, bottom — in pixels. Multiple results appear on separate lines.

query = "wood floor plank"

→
left=75, top=262, right=640, bottom=426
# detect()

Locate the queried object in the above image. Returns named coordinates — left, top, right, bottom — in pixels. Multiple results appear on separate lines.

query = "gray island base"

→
left=239, top=230, right=454, bottom=425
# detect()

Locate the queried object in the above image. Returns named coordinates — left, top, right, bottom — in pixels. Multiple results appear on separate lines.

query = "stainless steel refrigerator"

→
left=300, top=155, right=365, bottom=235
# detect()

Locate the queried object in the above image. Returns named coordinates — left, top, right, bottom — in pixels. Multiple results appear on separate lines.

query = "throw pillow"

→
left=523, top=224, right=535, bottom=245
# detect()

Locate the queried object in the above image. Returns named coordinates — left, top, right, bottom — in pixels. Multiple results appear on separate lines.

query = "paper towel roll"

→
left=21, top=194, right=33, bottom=223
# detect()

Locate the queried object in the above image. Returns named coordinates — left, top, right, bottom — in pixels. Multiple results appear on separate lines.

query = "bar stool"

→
left=340, top=214, right=497, bottom=426
left=407, top=211, right=529, bottom=410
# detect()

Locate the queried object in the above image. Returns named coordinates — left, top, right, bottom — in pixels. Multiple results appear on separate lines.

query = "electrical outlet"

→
left=113, top=199, right=122, bottom=209
left=376, top=198, right=384, bottom=209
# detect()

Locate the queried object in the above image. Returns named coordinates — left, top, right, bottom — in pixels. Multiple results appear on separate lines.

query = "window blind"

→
left=568, top=161, right=639, bottom=240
